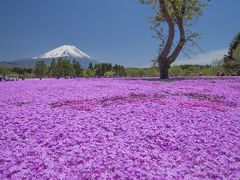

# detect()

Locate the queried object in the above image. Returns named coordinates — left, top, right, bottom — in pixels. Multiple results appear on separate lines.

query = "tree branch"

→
left=169, top=1, right=186, bottom=63
left=158, top=0, right=175, bottom=63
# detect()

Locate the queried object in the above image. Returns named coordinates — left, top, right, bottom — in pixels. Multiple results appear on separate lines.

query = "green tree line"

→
left=34, top=58, right=127, bottom=79
left=0, top=67, right=33, bottom=77
left=34, top=58, right=83, bottom=79
left=223, top=33, right=240, bottom=75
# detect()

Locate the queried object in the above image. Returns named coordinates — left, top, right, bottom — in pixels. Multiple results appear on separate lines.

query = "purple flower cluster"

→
left=0, top=78, right=240, bottom=179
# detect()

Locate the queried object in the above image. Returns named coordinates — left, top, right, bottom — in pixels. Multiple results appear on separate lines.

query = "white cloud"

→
left=174, top=49, right=228, bottom=65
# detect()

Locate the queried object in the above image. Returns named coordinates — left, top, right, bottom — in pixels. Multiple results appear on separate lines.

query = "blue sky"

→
left=0, top=0, right=240, bottom=67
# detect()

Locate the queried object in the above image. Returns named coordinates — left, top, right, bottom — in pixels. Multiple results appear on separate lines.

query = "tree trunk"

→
left=159, top=60, right=170, bottom=79
left=155, top=1, right=186, bottom=79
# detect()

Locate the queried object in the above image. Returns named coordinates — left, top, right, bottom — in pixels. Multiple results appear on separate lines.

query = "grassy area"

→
left=0, top=64, right=230, bottom=79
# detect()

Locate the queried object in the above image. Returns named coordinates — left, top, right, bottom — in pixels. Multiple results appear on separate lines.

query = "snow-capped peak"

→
left=37, top=45, right=91, bottom=59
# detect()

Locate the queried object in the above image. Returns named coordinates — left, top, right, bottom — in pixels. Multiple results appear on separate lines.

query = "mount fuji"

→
left=36, top=45, right=92, bottom=59
left=0, top=45, right=98, bottom=68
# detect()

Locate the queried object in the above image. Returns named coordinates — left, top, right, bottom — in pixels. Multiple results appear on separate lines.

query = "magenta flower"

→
left=0, top=77, right=240, bottom=179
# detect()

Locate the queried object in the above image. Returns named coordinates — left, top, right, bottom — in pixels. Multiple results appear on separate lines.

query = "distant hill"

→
left=0, top=45, right=98, bottom=68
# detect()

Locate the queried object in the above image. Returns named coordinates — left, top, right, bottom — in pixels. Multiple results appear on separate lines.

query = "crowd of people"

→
left=0, top=75, right=24, bottom=81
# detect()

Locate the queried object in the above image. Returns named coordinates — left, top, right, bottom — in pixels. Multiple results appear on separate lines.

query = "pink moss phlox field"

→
left=0, top=78, right=240, bottom=179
